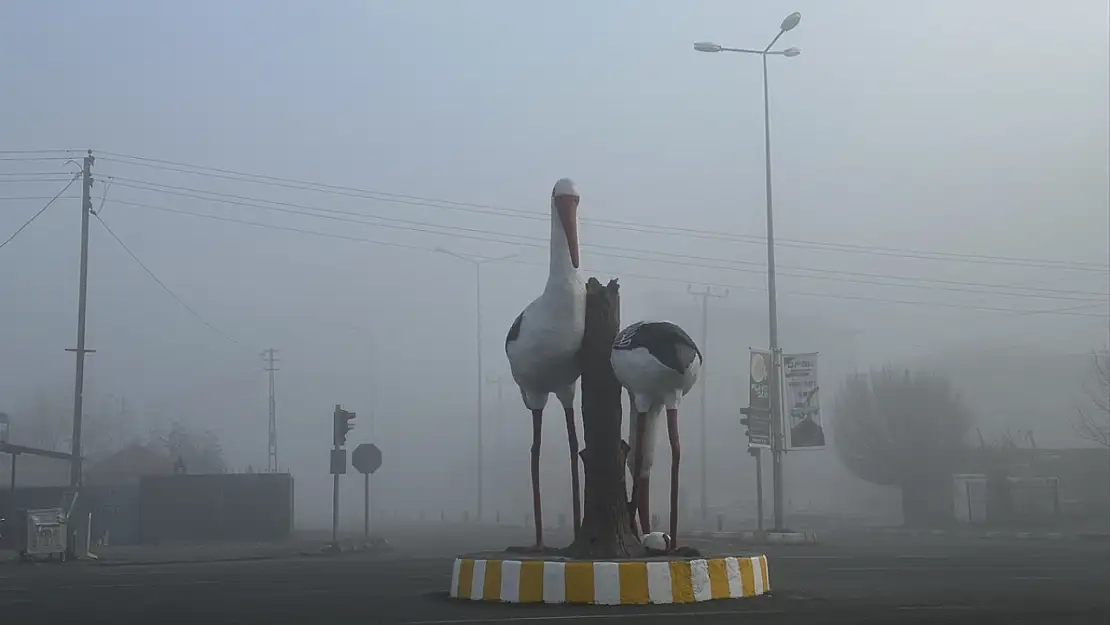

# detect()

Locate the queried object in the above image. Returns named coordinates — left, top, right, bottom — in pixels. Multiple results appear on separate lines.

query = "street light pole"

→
left=760, top=49, right=786, bottom=532
left=435, top=248, right=517, bottom=524
left=694, top=11, right=802, bottom=532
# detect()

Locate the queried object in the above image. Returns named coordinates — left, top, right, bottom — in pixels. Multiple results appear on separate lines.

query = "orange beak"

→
left=555, top=194, right=580, bottom=269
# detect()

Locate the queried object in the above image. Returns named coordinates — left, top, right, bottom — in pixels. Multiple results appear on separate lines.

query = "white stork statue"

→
left=504, top=178, right=586, bottom=550
left=611, top=320, right=702, bottom=550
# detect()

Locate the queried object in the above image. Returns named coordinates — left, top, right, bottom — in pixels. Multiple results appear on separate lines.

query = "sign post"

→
left=351, top=443, right=383, bottom=538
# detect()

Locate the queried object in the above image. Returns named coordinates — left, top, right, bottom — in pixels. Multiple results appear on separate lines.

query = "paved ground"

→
left=1, top=526, right=1106, bottom=624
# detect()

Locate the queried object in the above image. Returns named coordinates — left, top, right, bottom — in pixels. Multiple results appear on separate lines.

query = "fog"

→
left=1, top=0, right=1107, bottom=530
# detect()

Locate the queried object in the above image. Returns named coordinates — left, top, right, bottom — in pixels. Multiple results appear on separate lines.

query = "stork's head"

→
left=551, top=177, right=580, bottom=269
left=641, top=531, right=672, bottom=553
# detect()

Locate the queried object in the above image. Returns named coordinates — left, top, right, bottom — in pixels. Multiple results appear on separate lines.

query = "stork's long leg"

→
left=629, top=411, right=649, bottom=536
left=666, top=408, right=680, bottom=551
left=636, top=474, right=652, bottom=535
left=530, top=409, right=544, bottom=551
left=563, top=406, right=582, bottom=536
left=555, top=387, right=581, bottom=537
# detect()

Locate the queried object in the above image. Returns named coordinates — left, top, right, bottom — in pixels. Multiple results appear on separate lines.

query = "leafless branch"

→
left=1074, top=350, right=1110, bottom=447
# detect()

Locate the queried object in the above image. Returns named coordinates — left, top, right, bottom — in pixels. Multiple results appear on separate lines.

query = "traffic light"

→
left=333, top=405, right=355, bottom=447
left=739, top=409, right=752, bottom=438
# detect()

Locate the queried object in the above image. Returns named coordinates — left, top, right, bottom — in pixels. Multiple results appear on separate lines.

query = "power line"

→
left=0, top=177, right=77, bottom=184
left=0, top=175, right=79, bottom=251
left=0, top=156, right=76, bottom=162
left=92, top=211, right=247, bottom=346
left=102, top=183, right=1109, bottom=303
left=0, top=171, right=74, bottom=177
left=0, top=195, right=83, bottom=201
left=0, top=149, right=77, bottom=155
left=101, top=197, right=1109, bottom=319
left=96, top=151, right=1108, bottom=273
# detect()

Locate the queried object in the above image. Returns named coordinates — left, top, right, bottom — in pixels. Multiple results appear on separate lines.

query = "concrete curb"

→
left=449, top=554, right=770, bottom=605
left=91, top=538, right=391, bottom=567
left=865, top=528, right=1109, bottom=542
left=94, top=554, right=280, bottom=568
left=687, top=530, right=819, bottom=545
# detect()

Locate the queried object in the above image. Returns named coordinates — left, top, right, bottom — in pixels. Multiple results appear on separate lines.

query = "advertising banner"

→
left=782, top=352, right=825, bottom=449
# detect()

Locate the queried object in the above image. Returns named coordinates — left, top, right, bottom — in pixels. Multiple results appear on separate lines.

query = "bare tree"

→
left=154, top=421, right=228, bottom=474
left=833, top=366, right=974, bottom=526
left=1074, top=350, right=1110, bottom=447
left=12, top=386, right=71, bottom=451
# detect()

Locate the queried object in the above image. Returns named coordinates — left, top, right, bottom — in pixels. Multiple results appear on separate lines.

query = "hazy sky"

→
left=1, top=1, right=1107, bottom=523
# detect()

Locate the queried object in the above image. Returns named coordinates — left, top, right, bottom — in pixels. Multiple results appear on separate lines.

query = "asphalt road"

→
left=1, top=527, right=1106, bottom=624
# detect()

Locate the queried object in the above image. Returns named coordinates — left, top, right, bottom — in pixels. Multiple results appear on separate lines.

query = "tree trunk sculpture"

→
left=564, top=278, right=646, bottom=559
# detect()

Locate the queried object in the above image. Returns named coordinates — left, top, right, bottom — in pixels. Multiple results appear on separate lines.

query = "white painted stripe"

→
left=593, top=562, right=621, bottom=606
left=470, top=560, right=486, bottom=601
left=408, top=608, right=795, bottom=624
left=646, top=561, right=673, bottom=604
left=751, top=557, right=765, bottom=595
left=724, top=557, right=742, bottom=598
left=500, top=560, right=521, bottom=603
left=690, top=559, right=712, bottom=602
left=450, top=559, right=462, bottom=599
left=542, top=561, right=566, bottom=604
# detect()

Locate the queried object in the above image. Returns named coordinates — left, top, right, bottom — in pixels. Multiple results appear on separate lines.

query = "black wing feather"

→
left=505, top=312, right=525, bottom=346
left=612, top=321, right=701, bottom=373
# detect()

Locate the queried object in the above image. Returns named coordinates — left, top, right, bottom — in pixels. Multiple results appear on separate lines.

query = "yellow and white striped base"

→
left=450, top=555, right=770, bottom=605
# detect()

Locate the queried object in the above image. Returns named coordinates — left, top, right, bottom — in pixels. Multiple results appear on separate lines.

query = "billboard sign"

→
left=782, top=352, right=826, bottom=449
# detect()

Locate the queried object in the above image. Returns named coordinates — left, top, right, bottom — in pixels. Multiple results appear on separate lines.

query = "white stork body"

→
left=611, top=320, right=702, bottom=549
left=504, top=178, right=585, bottom=550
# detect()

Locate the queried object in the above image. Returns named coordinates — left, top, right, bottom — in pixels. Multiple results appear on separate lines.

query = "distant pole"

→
left=688, top=285, right=729, bottom=526
left=263, top=349, right=280, bottom=472
left=475, top=262, right=484, bottom=523
left=434, top=248, right=516, bottom=523
left=118, top=396, right=127, bottom=452
left=68, top=150, right=95, bottom=488
left=486, top=374, right=507, bottom=516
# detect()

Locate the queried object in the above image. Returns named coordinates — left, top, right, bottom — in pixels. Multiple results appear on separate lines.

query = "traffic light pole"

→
left=329, top=404, right=356, bottom=550
left=754, top=448, right=764, bottom=532
left=332, top=440, right=340, bottom=548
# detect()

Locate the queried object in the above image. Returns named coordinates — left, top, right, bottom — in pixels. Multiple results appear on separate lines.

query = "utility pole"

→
left=67, top=150, right=95, bottom=488
left=434, top=247, right=516, bottom=523
left=118, top=395, right=127, bottom=452
left=688, top=285, right=729, bottom=527
left=486, top=374, right=508, bottom=517
left=262, top=349, right=280, bottom=472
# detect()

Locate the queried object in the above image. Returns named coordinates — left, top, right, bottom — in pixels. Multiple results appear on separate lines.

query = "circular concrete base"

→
left=449, top=552, right=770, bottom=605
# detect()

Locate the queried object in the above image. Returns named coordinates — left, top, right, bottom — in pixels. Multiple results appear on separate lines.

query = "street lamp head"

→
left=783, top=47, right=801, bottom=57
left=780, top=12, right=802, bottom=32
left=694, top=41, right=723, bottom=53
